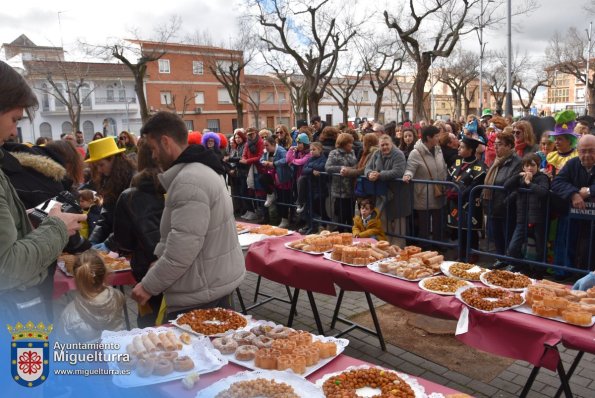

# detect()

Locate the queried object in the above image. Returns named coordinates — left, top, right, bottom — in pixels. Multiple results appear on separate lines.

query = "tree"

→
left=360, top=37, right=405, bottom=121
left=389, top=74, right=415, bottom=122
left=256, top=0, right=357, bottom=117
left=513, top=61, right=549, bottom=116
left=484, top=49, right=527, bottom=115
left=384, top=1, right=477, bottom=121
left=547, top=27, right=595, bottom=115
left=82, top=16, right=181, bottom=123
left=462, top=84, right=478, bottom=117
left=31, top=61, right=95, bottom=132
left=326, top=56, right=365, bottom=124
left=437, top=48, right=478, bottom=119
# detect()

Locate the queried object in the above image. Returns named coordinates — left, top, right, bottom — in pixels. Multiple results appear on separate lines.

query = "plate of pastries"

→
left=480, top=269, right=533, bottom=291
left=323, top=240, right=405, bottom=267
left=440, top=261, right=488, bottom=281
left=316, top=365, right=424, bottom=398
left=514, top=280, right=595, bottom=327
left=101, top=327, right=226, bottom=387
left=248, top=225, right=292, bottom=236
left=456, top=285, right=525, bottom=313
left=367, top=246, right=444, bottom=281
left=172, top=308, right=253, bottom=337
left=209, top=323, right=347, bottom=377
left=285, top=231, right=354, bottom=254
left=419, top=275, right=474, bottom=295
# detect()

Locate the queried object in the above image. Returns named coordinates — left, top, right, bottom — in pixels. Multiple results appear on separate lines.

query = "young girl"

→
left=504, top=153, right=550, bottom=269
left=58, top=250, right=125, bottom=342
left=78, top=189, right=102, bottom=239
left=297, top=142, right=328, bottom=233
left=352, top=196, right=387, bottom=241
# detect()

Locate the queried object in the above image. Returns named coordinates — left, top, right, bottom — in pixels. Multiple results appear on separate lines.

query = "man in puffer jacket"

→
left=131, top=111, right=245, bottom=318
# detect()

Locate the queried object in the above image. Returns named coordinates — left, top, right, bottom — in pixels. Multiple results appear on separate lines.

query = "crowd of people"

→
left=1, top=57, right=594, bottom=345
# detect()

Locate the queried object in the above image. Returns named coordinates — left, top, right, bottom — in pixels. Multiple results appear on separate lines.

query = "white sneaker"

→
left=243, top=211, right=258, bottom=221
left=278, top=218, right=290, bottom=228
left=296, top=204, right=306, bottom=214
left=264, top=193, right=276, bottom=208
left=240, top=211, right=250, bottom=219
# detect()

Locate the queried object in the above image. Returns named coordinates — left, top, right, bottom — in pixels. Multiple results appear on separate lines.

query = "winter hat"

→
left=201, top=131, right=221, bottom=148
left=296, top=119, right=308, bottom=129
left=296, top=133, right=310, bottom=145
left=551, top=110, right=580, bottom=137
left=188, top=131, right=203, bottom=145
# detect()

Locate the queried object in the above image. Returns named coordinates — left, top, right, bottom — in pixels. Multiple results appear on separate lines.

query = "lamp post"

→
left=505, top=0, right=514, bottom=117
left=118, top=78, right=130, bottom=131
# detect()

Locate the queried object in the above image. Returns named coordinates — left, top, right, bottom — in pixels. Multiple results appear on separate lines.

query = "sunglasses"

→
left=513, top=130, right=522, bottom=136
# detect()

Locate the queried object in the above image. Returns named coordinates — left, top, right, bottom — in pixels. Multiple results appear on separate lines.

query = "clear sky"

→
left=0, top=0, right=592, bottom=65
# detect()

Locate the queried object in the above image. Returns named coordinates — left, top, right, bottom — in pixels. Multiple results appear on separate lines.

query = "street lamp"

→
left=118, top=78, right=130, bottom=131
left=505, top=0, right=514, bottom=117
left=585, top=22, right=592, bottom=116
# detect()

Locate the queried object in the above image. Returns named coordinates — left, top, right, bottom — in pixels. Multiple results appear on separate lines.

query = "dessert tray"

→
left=208, top=321, right=349, bottom=378
left=196, top=369, right=324, bottom=398
left=513, top=303, right=595, bottom=328
left=367, top=258, right=441, bottom=281
left=314, top=365, right=427, bottom=398
left=455, top=285, right=525, bottom=313
left=238, top=230, right=294, bottom=249
left=418, top=276, right=474, bottom=296
left=171, top=308, right=257, bottom=337
left=323, top=251, right=368, bottom=267
left=480, top=270, right=533, bottom=292
left=236, top=223, right=251, bottom=235
left=440, top=261, right=487, bottom=281
left=57, top=251, right=131, bottom=276
left=284, top=241, right=328, bottom=255
left=101, top=326, right=226, bottom=388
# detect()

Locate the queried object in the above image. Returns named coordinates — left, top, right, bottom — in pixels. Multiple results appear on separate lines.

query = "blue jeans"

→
left=508, top=223, right=546, bottom=262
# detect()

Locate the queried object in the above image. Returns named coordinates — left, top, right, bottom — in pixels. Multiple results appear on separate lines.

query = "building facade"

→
left=243, top=75, right=292, bottom=129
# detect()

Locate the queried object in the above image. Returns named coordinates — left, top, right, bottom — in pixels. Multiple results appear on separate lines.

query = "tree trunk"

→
left=374, top=88, right=384, bottom=121
left=588, top=85, right=595, bottom=116
left=308, top=92, right=321, bottom=119
left=463, top=98, right=471, bottom=117
left=342, top=99, right=349, bottom=125
left=454, top=94, right=462, bottom=120
left=136, top=74, right=150, bottom=124
left=254, top=109, right=261, bottom=128
left=399, top=103, right=409, bottom=122
left=495, top=96, right=505, bottom=116
left=236, top=103, right=244, bottom=128
left=412, top=58, right=431, bottom=121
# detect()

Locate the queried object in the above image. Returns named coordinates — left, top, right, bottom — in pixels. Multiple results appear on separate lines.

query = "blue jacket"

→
left=551, top=157, right=595, bottom=202
left=302, top=154, right=328, bottom=196
left=260, top=145, right=292, bottom=184
left=302, top=154, right=328, bottom=176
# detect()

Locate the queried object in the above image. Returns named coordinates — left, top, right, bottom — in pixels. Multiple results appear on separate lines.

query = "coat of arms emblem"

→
left=7, top=321, right=52, bottom=388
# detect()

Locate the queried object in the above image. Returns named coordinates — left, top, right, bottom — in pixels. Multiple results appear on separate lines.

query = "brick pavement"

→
left=63, top=269, right=593, bottom=398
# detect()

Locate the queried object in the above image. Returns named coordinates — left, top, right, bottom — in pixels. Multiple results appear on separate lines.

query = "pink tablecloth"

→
left=157, top=354, right=462, bottom=397
left=245, top=237, right=595, bottom=370
left=53, top=268, right=137, bottom=299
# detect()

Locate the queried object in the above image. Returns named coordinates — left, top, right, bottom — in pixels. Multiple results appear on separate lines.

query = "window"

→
left=82, top=121, right=94, bottom=141
left=158, top=59, right=170, bottom=74
left=194, top=91, right=205, bottom=104
left=39, top=122, right=52, bottom=138
left=262, top=92, right=274, bottom=104
left=118, top=89, right=126, bottom=102
left=61, top=121, right=73, bottom=134
left=278, top=117, right=290, bottom=126
left=41, top=84, right=50, bottom=111
left=54, top=83, right=66, bottom=110
left=107, top=87, right=114, bottom=102
left=185, top=120, right=194, bottom=130
left=278, top=92, right=286, bottom=103
left=192, top=61, right=204, bottom=75
left=207, top=119, right=220, bottom=132
left=576, top=87, right=585, bottom=102
left=362, top=91, right=369, bottom=101
left=218, top=88, right=232, bottom=104
left=81, top=84, right=92, bottom=107
left=160, top=91, right=172, bottom=105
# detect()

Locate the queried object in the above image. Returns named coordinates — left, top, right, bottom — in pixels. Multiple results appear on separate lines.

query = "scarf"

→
left=483, top=152, right=512, bottom=200
left=247, top=136, right=258, bottom=154
left=514, top=141, right=527, bottom=157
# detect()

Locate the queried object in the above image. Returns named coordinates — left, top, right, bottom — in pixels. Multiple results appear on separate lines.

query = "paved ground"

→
left=101, top=270, right=595, bottom=398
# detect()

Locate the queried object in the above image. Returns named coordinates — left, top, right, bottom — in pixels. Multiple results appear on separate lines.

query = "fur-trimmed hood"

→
left=10, top=151, right=66, bottom=181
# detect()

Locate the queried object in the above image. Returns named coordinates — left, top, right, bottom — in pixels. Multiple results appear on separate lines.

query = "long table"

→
left=245, top=235, right=595, bottom=397
left=158, top=354, right=462, bottom=397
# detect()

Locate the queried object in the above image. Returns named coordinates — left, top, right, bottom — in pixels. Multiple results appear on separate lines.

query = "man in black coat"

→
left=551, top=135, right=595, bottom=270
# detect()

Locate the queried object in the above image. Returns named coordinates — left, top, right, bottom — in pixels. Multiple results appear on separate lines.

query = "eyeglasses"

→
left=513, top=130, right=522, bottom=136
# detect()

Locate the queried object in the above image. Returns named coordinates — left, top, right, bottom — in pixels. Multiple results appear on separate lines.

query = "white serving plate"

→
left=314, top=364, right=427, bottom=398
left=440, top=261, right=487, bottom=281
left=418, top=276, right=474, bottom=296
left=480, top=270, right=534, bottom=292
left=210, top=334, right=349, bottom=378
left=238, top=230, right=295, bottom=249
left=367, top=258, right=440, bottom=282
left=196, top=369, right=324, bottom=398
left=454, top=285, right=525, bottom=313
left=283, top=241, right=327, bottom=255
left=513, top=303, right=595, bottom=328
left=101, top=326, right=226, bottom=388
left=171, top=310, right=256, bottom=338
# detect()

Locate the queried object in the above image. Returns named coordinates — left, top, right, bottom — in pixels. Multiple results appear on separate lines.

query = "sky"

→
left=0, top=0, right=593, bottom=66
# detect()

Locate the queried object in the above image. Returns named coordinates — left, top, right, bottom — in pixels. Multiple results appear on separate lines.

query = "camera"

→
left=29, top=191, right=83, bottom=227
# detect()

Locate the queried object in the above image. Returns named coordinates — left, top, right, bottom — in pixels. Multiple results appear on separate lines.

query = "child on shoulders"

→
left=352, top=196, right=387, bottom=241
left=58, top=250, right=125, bottom=342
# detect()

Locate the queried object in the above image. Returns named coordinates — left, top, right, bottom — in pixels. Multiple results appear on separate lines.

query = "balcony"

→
left=95, top=97, right=137, bottom=104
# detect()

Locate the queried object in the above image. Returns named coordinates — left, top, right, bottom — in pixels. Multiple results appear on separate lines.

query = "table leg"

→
left=365, top=292, right=386, bottom=351
left=554, top=351, right=584, bottom=398
left=118, top=285, right=131, bottom=330
left=519, top=366, right=541, bottom=398
left=307, top=291, right=324, bottom=336
left=250, top=275, right=297, bottom=315
left=330, top=288, right=345, bottom=329
left=555, top=353, right=575, bottom=398
left=235, top=288, right=247, bottom=314
left=287, top=288, right=300, bottom=327
left=253, top=275, right=262, bottom=303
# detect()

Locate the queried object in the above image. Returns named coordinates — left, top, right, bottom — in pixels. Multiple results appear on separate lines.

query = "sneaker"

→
left=489, top=260, right=507, bottom=270
left=243, top=211, right=258, bottom=221
left=264, top=193, right=276, bottom=208
left=278, top=218, right=290, bottom=228
left=299, top=226, right=312, bottom=235
left=296, top=204, right=306, bottom=214
left=240, top=211, right=250, bottom=219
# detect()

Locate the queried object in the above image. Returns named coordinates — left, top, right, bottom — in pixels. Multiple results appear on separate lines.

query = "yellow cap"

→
left=85, top=137, right=125, bottom=163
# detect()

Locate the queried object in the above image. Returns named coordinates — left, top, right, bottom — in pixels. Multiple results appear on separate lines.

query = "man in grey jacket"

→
left=132, top=111, right=245, bottom=318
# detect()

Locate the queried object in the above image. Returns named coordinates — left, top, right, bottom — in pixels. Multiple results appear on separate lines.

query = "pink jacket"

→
left=286, top=148, right=311, bottom=179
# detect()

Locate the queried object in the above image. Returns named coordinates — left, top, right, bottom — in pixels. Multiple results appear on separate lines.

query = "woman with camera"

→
left=0, top=60, right=86, bottom=322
